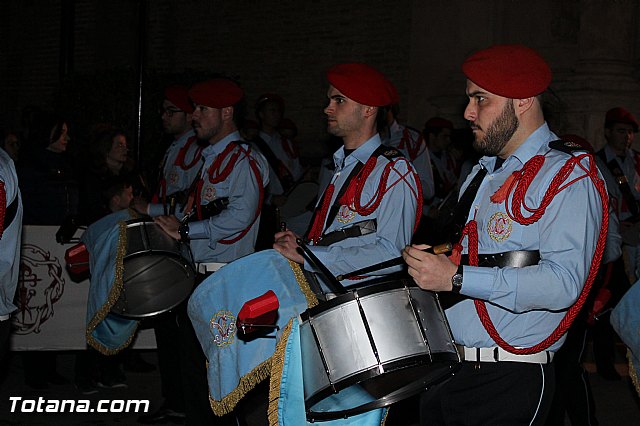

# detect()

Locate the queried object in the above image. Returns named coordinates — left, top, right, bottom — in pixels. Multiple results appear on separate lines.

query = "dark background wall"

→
left=2, top=0, right=640, bottom=165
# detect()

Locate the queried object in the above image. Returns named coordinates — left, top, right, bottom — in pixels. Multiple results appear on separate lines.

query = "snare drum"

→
left=300, top=278, right=460, bottom=420
left=111, top=219, right=196, bottom=318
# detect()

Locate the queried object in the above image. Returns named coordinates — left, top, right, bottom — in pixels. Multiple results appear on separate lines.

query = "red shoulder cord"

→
left=281, top=137, right=300, bottom=159
left=174, top=136, right=204, bottom=170
left=457, top=152, right=608, bottom=355
left=194, top=143, right=264, bottom=244
left=154, top=137, right=203, bottom=205
left=307, top=156, right=424, bottom=245
left=398, top=128, right=424, bottom=161
left=339, top=156, right=423, bottom=232
left=0, top=181, right=5, bottom=240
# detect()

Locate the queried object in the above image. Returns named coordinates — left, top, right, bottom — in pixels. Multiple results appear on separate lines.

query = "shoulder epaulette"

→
left=549, top=139, right=589, bottom=155
left=373, top=145, right=405, bottom=160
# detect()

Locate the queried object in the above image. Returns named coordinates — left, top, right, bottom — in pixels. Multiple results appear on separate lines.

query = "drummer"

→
left=402, top=44, right=606, bottom=424
left=273, top=62, right=422, bottom=291
left=149, top=78, right=269, bottom=425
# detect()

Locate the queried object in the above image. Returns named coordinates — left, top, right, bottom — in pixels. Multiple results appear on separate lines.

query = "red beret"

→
left=386, top=79, right=400, bottom=105
left=164, top=85, right=194, bottom=114
left=462, top=44, right=552, bottom=98
left=189, top=79, right=244, bottom=109
left=256, top=93, right=285, bottom=112
left=605, top=107, right=638, bottom=132
left=561, top=134, right=594, bottom=153
left=424, top=117, right=453, bottom=130
left=327, top=63, right=395, bottom=107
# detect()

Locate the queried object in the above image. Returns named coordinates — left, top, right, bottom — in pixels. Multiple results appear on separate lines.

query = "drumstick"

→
left=296, top=238, right=348, bottom=294
left=336, top=242, right=453, bottom=281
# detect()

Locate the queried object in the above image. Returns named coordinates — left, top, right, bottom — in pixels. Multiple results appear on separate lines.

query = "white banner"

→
left=10, top=226, right=156, bottom=351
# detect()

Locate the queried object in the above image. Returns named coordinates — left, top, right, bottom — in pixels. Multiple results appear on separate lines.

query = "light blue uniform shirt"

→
left=0, top=149, right=23, bottom=318
left=307, top=135, right=419, bottom=286
left=450, top=123, right=604, bottom=352
left=148, top=129, right=203, bottom=217
left=188, top=131, right=270, bottom=263
left=382, top=120, right=436, bottom=202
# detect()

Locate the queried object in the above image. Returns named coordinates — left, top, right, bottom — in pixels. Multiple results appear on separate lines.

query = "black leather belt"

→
left=314, top=219, right=377, bottom=247
left=460, top=250, right=540, bottom=268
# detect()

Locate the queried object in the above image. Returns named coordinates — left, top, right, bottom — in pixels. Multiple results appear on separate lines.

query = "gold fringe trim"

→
left=86, top=219, right=139, bottom=355
left=210, top=356, right=273, bottom=416
left=628, top=349, right=640, bottom=398
left=207, top=258, right=320, bottom=420
left=266, top=261, right=320, bottom=424
left=267, top=319, right=294, bottom=425
left=288, top=259, right=319, bottom=308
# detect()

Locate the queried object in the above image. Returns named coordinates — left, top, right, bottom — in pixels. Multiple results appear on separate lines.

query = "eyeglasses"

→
left=159, top=106, right=184, bottom=117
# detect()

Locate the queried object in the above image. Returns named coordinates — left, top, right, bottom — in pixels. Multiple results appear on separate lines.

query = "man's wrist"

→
left=451, top=264, right=463, bottom=293
left=178, top=222, right=190, bottom=242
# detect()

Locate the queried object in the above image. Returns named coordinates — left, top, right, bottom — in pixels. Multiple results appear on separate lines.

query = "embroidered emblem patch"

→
left=203, top=186, right=216, bottom=202
left=209, top=310, right=236, bottom=347
left=337, top=204, right=356, bottom=224
left=487, top=212, right=512, bottom=242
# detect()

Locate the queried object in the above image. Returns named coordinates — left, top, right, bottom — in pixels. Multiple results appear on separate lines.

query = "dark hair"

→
left=29, top=113, right=69, bottom=148
left=376, top=106, right=390, bottom=133
left=102, top=175, right=132, bottom=203
left=232, top=97, right=247, bottom=129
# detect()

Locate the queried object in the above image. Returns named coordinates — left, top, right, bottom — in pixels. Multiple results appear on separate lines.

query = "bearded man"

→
left=403, top=44, right=607, bottom=425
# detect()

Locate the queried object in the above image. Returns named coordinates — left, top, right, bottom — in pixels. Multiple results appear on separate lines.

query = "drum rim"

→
left=304, top=352, right=461, bottom=410
left=300, top=278, right=423, bottom=320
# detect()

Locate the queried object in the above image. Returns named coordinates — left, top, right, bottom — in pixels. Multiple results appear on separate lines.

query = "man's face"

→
left=323, top=85, right=366, bottom=138
left=192, top=105, right=224, bottom=143
left=259, top=102, right=283, bottom=129
left=605, top=123, right=635, bottom=154
left=431, top=128, right=452, bottom=151
left=161, top=100, right=190, bottom=135
left=113, top=185, right=134, bottom=211
left=464, top=80, right=519, bottom=157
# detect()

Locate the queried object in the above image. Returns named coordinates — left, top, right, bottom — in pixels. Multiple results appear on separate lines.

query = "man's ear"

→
left=363, top=105, right=378, bottom=118
left=222, top=106, right=234, bottom=121
left=514, top=97, right=535, bottom=115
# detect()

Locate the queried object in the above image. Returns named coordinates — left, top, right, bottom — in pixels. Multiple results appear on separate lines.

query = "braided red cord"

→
left=174, top=136, right=204, bottom=170
left=341, top=157, right=422, bottom=232
left=0, top=181, right=5, bottom=239
left=463, top=153, right=609, bottom=354
left=193, top=144, right=263, bottom=243
left=195, top=143, right=241, bottom=220
left=219, top=145, right=264, bottom=245
left=307, top=183, right=335, bottom=244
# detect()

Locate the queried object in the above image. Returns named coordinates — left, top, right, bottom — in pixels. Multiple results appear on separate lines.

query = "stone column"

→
left=552, top=0, right=640, bottom=149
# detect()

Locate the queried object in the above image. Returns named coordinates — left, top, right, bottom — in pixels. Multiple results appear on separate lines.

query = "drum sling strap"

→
left=304, top=144, right=396, bottom=244
left=252, top=136, right=295, bottom=192
left=597, top=150, right=640, bottom=217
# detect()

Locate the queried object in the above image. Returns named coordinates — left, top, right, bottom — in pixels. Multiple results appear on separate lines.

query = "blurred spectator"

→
left=18, top=113, right=79, bottom=226
left=17, top=112, right=77, bottom=389
left=1, top=130, right=21, bottom=163
left=81, top=127, right=148, bottom=224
